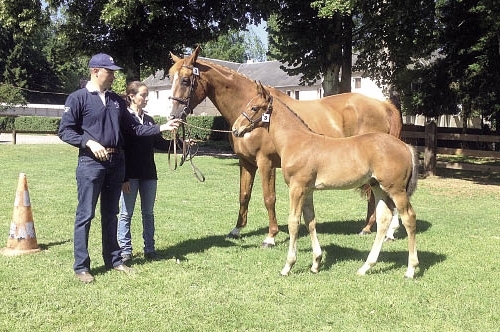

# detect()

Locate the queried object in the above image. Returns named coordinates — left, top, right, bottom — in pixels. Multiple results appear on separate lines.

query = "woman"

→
left=117, top=81, right=175, bottom=263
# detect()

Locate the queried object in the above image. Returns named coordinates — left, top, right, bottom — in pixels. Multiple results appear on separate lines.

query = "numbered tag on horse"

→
left=193, top=67, right=200, bottom=76
left=262, top=113, right=270, bottom=123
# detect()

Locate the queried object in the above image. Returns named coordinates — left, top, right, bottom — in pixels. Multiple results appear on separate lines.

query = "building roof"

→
left=239, top=61, right=307, bottom=88
left=143, top=57, right=311, bottom=90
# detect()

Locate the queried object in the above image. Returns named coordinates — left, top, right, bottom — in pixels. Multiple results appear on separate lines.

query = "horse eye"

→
left=251, top=106, right=258, bottom=112
left=181, top=77, right=190, bottom=86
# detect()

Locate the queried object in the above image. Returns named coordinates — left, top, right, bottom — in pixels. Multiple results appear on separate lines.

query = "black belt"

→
left=105, top=147, right=122, bottom=154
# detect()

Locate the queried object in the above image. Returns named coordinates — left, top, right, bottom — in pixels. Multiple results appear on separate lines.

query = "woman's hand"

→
left=160, top=119, right=182, bottom=132
left=122, top=181, right=131, bottom=194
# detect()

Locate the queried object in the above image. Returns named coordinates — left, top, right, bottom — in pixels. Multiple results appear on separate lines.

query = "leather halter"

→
left=167, top=63, right=205, bottom=182
left=241, top=96, right=274, bottom=130
left=168, top=64, right=198, bottom=120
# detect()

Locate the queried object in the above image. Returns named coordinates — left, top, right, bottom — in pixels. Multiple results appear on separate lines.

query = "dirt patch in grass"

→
left=420, top=169, right=500, bottom=196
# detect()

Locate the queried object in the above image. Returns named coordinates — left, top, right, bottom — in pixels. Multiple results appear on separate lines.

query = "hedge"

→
left=0, top=115, right=230, bottom=142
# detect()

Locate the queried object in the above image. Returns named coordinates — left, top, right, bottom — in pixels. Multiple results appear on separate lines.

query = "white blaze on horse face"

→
left=170, top=72, right=179, bottom=102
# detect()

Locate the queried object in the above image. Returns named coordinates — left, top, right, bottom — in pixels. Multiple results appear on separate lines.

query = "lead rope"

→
left=167, top=128, right=179, bottom=170
left=182, top=123, right=205, bottom=182
left=167, top=122, right=205, bottom=182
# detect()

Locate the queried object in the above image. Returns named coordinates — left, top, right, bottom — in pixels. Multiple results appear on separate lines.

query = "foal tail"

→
left=406, top=144, right=419, bottom=197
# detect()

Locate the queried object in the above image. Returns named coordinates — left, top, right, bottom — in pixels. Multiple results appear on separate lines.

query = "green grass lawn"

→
left=0, top=144, right=499, bottom=331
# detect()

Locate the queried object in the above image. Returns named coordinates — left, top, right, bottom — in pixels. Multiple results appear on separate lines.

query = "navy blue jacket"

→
left=123, top=112, right=174, bottom=181
left=58, top=88, right=160, bottom=149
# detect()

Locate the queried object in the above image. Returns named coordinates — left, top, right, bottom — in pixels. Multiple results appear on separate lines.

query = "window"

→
left=294, top=91, right=300, bottom=100
left=354, top=78, right=362, bottom=89
left=286, top=90, right=292, bottom=96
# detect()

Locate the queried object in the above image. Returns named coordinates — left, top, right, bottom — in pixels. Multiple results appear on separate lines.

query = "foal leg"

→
left=280, top=186, right=307, bottom=276
left=357, top=194, right=393, bottom=276
left=258, top=163, right=278, bottom=248
left=227, top=161, right=256, bottom=239
left=393, top=195, right=418, bottom=278
left=302, top=193, right=322, bottom=273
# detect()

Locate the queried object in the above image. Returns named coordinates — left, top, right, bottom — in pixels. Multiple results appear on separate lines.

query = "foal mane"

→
left=273, top=97, right=321, bottom=135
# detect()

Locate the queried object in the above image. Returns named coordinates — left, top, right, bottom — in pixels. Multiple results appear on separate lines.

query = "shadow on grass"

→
left=38, top=239, right=71, bottom=251
left=316, top=219, right=432, bottom=237
left=431, top=168, right=500, bottom=186
left=320, top=244, right=446, bottom=278
left=126, top=234, right=238, bottom=266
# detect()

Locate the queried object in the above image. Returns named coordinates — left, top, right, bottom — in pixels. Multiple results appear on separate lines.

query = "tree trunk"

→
left=340, top=14, right=353, bottom=93
left=322, top=63, right=340, bottom=96
left=323, top=13, right=343, bottom=96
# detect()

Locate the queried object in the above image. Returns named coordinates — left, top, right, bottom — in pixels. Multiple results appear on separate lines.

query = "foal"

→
left=232, top=82, right=419, bottom=278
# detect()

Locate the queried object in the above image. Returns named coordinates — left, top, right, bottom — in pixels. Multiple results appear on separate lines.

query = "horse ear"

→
left=257, top=81, right=270, bottom=99
left=170, top=52, right=182, bottom=63
left=192, top=46, right=201, bottom=61
left=256, top=81, right=264, bottom=95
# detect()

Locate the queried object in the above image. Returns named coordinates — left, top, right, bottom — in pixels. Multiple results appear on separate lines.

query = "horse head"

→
left=168, top=45, right=206, bottom=120
left=232, top=81, right=273, bottom=137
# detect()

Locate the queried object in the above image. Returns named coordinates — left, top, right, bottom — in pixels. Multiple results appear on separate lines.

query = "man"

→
left=58, top=53, right=180, bottom=283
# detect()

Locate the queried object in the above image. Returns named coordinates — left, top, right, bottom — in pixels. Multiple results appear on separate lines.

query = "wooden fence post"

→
left=424, top=121, right=437, bottom=176
left=12, top=129, right=17, bottom=145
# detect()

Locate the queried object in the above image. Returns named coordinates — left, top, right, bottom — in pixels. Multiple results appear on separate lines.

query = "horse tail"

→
left=385, top=101, right=403, bottom=139
left=406, top=144, right=419, bottom=197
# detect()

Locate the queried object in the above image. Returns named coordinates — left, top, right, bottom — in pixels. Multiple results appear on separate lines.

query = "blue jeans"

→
left=73, top=153, right=125, bottom=273
left=117, top=178, right=158, bottom=255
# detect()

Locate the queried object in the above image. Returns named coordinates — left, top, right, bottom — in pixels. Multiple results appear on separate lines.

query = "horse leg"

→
left=280, top=185, right=306, bottom=276
left=227, top=160, right=256, bottom=239
left=302, top=193, right=322, bottom=273
left=384, top=208, right=400, bottom=241
left=258, top=163, right=278, bottom=248
left=359, top=192, right=376, bottom=235
left=357, top=191, right=393, bottom=276
left=393, top=195, right=418, bottom=278
left=360, top=191, right=400, bottom=240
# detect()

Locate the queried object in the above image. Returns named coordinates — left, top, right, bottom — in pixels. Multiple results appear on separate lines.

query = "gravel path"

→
left=0, top=133, right=63, bottom=145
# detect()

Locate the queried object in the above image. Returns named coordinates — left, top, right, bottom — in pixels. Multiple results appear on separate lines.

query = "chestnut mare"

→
left=232, top=82, right=419, bottom=277
left=168, top=46, right=402, bottom=247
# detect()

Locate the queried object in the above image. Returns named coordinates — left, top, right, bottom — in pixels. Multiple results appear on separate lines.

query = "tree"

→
left=435, top=0, right=500, bottom=132
left=47, top=0, right=275, bottom=82
left=312, top=0, right=500, bottom=131
left=200, top=29, right=267, bottom=63
left=0, top=0, right=64, bottom=103
left=201, top=30, right=247, bottom=63
left=267, top=1, right=352, bottom=96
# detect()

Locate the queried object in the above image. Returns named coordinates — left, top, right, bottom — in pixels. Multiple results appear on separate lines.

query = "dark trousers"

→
left=73, top=153, right=125, bottom=273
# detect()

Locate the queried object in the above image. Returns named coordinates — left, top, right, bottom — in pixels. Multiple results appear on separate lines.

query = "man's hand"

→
left=160, top=119, right=182, bottom=132
left=86, top=140, right=108, bottom=160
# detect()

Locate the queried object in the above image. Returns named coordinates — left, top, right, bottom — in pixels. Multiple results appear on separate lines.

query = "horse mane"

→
left=196, top=58, right=256, bottom=82
left=273, top=97, right=322, bottom=135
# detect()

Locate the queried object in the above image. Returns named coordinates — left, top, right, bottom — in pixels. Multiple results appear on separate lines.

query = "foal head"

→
left=232, top=81, right=273, bottom=137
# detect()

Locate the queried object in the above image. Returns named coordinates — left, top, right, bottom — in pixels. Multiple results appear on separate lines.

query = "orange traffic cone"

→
left=1, top=173, right=41, bottom=256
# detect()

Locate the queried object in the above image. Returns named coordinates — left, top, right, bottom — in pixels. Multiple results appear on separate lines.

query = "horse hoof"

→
left=226, top=232, right=241, bottom=239
left=359, top=230, right=371, bottom=236
left=404, top=269, right=416, bottom=279
left=261, top=242, right=275, bottom=249
left=280, top=265, right=292, bottom=276
left=384, top=236, right=395, bottom=242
